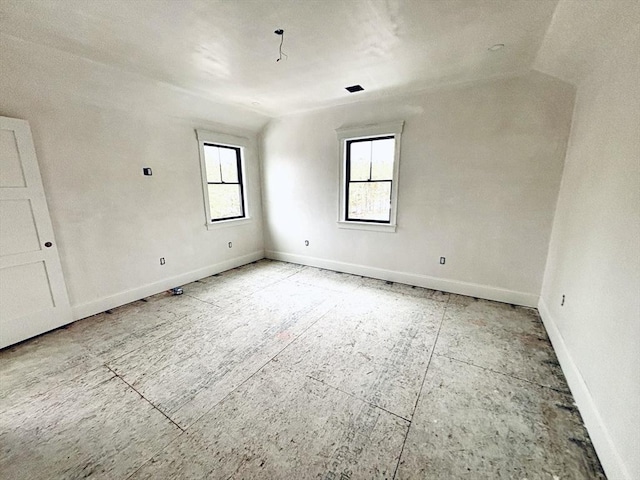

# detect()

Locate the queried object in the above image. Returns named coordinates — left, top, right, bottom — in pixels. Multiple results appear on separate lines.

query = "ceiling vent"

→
left=345, top=85, right=364, bottom=93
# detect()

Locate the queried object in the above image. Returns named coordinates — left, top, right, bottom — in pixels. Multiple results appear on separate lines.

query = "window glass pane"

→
left=349, top=141, right=371, bottom=181
left=219, top=147, right=239, bottom=183
left=208, top=184, right=243, bottom=220
left=347, top=181, right=391, bottom=222
left=371, top=138, right=395, bottom=180
left=203, top=145, right=222, bottom=183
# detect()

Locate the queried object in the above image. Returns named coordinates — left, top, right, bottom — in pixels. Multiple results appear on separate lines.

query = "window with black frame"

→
left=345, top=136, right=396, bottom=223
left=202, top=143, right=245, bottom=222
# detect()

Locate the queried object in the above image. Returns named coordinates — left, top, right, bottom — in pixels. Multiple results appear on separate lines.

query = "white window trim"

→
left=196, top=129, right=251, bottom=230
left=336, top=121, right=404, bottom=233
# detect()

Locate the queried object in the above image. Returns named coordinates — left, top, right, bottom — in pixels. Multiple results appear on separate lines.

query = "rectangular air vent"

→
left=345, top=85, right=364, bottom=93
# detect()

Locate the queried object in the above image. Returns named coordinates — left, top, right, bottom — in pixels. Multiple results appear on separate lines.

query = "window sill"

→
left=206, top=217, right=252, bottom=230
left=337, top=221, right=397, bottom=233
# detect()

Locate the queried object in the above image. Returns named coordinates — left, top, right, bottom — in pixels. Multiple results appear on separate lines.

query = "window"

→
left=345, top=136, right=395, bottom=222
left=337, top=121, right=404, bottom=232
left=196, top=130, right=249, bottom=228
left=203, top=144, right=244, bottom=221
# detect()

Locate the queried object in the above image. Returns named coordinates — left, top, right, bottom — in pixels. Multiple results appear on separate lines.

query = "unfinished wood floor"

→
left=0, top=260, right=604, bottom=479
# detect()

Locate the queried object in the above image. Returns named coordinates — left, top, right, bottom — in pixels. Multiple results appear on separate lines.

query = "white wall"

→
left=0, top=34, right=268, bottom=319
left=538, top=27, right=640, bottom=480
left=261, top=73, right=575, bottom=306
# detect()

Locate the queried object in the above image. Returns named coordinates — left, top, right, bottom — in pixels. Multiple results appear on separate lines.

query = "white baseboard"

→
left=265, top=250, right=538, bottom=307
left=538, top=298, right=629, bottom=480
left=71, top=250, right=265, bottom=321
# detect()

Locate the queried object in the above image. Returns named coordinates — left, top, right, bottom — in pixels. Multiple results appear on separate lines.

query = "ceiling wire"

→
left=275, top=29, right=288, bottom=62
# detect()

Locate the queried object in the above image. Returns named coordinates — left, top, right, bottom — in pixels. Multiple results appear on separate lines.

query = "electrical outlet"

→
left=305, top=240, right=309, bottom=246
left=440, top=257, right=446, bottom=265
left=160, top=257, right=165, bottom=265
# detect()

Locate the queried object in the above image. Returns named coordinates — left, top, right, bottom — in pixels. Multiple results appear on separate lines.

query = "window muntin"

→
left=202, top=143, right=245, bottom=222
left=345, top=136, right=395, bottom=223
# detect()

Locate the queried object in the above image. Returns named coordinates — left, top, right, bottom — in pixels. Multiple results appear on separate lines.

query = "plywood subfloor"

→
left=0, top=260, right=605, bottom=479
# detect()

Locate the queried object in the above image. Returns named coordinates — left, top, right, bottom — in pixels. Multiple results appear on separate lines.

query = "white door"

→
left=0, top=116, right=71, bottom=349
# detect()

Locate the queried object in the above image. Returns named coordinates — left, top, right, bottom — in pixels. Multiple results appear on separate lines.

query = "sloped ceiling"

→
left=534, top=0, right=640, bottom=85
left=1, top=0, right=560, bottom=119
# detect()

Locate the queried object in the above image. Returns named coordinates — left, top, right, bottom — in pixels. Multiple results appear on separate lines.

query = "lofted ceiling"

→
left=534, top=0, right=640, bottom=85
left=0, top=0, right=634, bottom=120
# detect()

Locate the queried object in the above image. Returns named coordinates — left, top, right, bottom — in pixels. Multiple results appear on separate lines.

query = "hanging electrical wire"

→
left=274, top=29, right=288, bottom=62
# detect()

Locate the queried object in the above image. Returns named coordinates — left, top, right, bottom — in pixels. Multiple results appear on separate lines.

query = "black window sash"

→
left=204, top=143, right=245, bottom=222
left=345, top=136, right=394, bottom=223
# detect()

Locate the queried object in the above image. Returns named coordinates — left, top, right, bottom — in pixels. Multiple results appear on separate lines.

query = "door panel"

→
left=0, top=116, right=71, bottom=349
left=0, top=128, right=26, bottom=187
left=0, top=199, right=41, bottom=255
left=0, top=261, right=54, bottom=320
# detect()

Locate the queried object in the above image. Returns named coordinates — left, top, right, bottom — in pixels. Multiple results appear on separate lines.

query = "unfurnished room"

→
left=0, top=0, right=638, bottom=479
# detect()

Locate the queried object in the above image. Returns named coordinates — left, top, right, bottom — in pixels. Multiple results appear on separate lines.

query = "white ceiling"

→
left=534, top=0, right=640, bottom=85
left=1, top=0, right=633, bottom=120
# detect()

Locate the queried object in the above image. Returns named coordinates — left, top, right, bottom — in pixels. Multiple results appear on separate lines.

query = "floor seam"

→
left=123, top=422, right=188, bottom=480
left=105, top=365, right=185, bottom=433
left=391, top=294, right=450, bottom=480
left=185, top=270, right=296, bottom=311
left=183, top=293, right=221, bottom=308
left=120, top=270, right=304, bottom=480
left=100, top=324, right=184, bottom=365
left=305, top=374, right=411, bottom=423
left=433, top=353, right=571, bottom=394
left=181, top=300, right=339, bottom=431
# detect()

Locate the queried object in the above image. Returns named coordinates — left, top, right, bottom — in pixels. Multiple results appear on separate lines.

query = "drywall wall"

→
left=261, top=72, right=575, bottom=306
left=0, top=34, right=268, bottom=320
left=538, top=26, right=640, bottom=480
